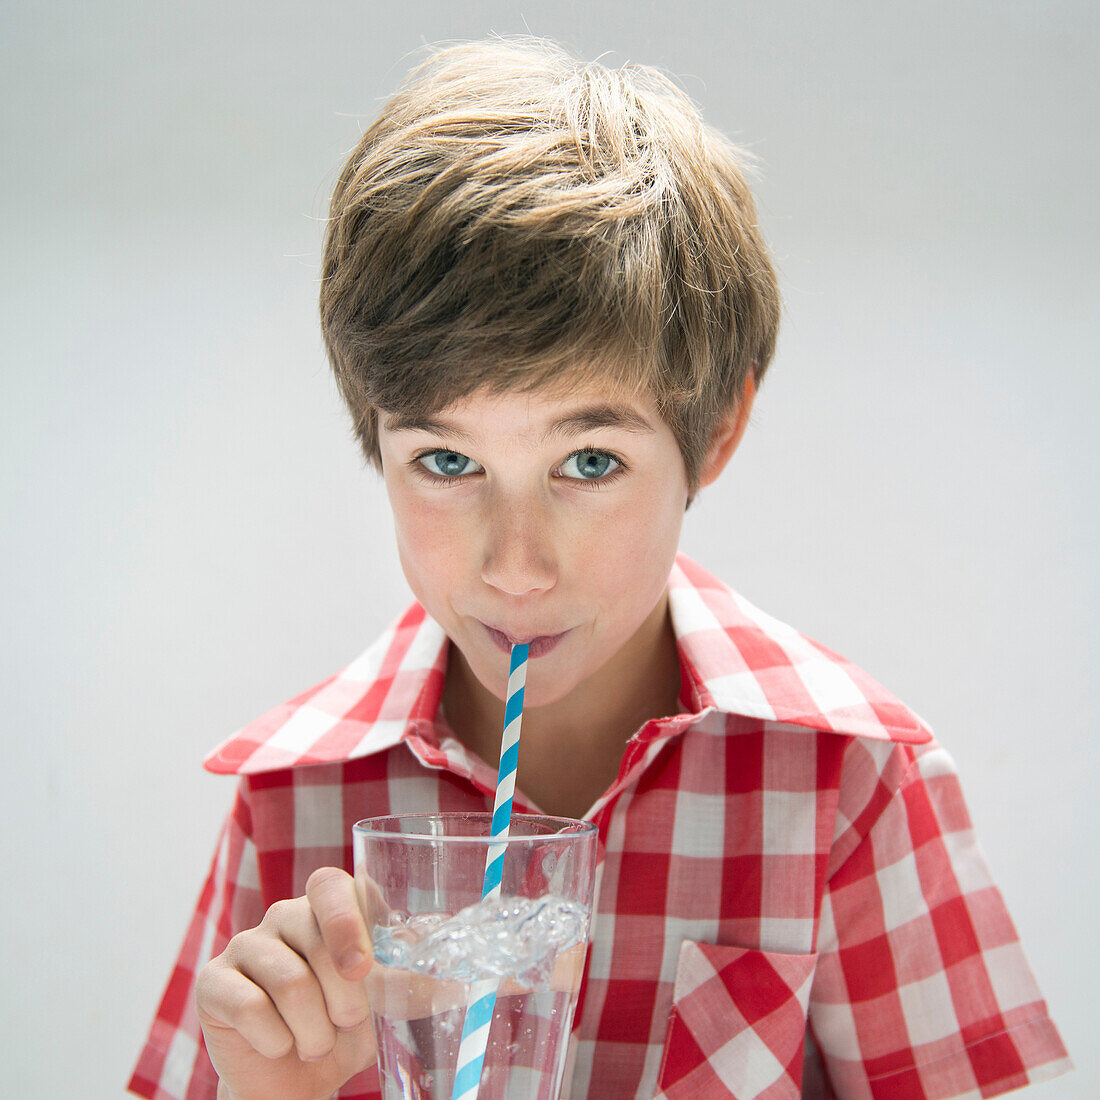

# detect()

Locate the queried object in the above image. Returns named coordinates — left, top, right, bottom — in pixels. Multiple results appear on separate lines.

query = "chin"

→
left=510, top=680, right=575, bottom=709
left=469, top=659, right=575, bottom=709
left=497, top=673, right=572, bottom=707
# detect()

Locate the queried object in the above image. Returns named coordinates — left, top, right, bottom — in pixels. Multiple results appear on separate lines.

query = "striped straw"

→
left=451, top=641, right=529, bottom=1100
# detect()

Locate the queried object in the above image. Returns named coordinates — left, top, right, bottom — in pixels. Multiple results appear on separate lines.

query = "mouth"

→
left=480, top=622, right=571, bottom=658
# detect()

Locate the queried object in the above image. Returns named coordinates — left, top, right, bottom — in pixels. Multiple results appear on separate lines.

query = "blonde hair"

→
left=320, top=34, right=781, bottom=494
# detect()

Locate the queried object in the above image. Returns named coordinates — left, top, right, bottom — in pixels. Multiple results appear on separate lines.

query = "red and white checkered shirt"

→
left=129, top=553, right=1070, bottom=1099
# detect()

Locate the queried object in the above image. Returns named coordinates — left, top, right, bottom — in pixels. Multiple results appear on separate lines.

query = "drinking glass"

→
left=353, top=812, right=598, bottom=1100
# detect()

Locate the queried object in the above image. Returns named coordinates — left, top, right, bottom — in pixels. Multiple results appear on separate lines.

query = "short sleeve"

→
left=808, top=742, right=1071, bottom=1099
left=128, top=781, right=264, bottom=1100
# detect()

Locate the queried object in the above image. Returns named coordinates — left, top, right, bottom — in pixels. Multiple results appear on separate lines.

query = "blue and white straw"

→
left=451, top=642, right=529, bottom=1100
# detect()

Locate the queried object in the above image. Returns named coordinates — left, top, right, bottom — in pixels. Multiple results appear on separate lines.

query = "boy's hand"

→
left=195, top=867, right=376, bottom=1100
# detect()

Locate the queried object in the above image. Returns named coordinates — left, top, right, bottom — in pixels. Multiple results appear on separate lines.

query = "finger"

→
left=279, top=896, right=372, bottom=1032
left=306, top=867, right=372, bottom=979
left=196, top=954, right=295, bottom=1061
left=230, top=908, right=339, bottom=1063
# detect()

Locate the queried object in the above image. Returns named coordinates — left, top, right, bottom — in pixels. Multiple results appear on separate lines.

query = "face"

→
left=377, top=380, right=692, bottom=708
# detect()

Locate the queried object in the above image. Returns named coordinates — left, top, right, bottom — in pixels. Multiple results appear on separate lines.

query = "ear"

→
left=696, top=370, right=757, bottom=490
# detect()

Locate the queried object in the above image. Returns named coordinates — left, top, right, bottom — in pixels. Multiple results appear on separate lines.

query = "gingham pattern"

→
left=655, top=940, right=817, bottom=1098
left=129, top=554, right=1070, bottom=1100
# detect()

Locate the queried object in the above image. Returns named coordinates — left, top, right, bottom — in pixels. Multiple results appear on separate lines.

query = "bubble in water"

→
left=371, top=895, right=588, bottom=986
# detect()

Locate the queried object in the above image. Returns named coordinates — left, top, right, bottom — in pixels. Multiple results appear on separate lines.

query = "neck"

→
left=441, top=591, right=683, bottom=816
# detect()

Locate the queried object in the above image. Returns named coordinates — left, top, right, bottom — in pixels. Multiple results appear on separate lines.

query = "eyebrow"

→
left=384, top=403, right=657, bottom=443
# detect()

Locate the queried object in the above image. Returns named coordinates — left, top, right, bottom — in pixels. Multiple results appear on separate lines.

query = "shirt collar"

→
left=667, top=555, right=932, bottom=744
left=203, top=552, right=931, bottom=776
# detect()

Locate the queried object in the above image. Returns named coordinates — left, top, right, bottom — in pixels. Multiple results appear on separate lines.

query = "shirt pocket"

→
left=654, top=940, right=818, bottom=1100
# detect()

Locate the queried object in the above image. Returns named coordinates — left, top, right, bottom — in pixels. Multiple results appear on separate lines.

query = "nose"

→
left=480, top=494, right=557, bottom=596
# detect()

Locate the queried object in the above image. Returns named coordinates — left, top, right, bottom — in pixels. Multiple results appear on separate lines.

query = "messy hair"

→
left=319, top=34, right=781, bottom=494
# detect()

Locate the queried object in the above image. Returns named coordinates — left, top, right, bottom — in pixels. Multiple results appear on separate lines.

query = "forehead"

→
left=381, top=378, right=665, bottom=439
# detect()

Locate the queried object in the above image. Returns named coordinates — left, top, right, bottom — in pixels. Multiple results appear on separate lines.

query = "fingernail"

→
left=340, top=949, right=366, bottom=972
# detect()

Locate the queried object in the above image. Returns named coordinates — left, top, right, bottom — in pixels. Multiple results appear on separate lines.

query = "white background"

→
left=1, top=1, right=1095, bottom=1095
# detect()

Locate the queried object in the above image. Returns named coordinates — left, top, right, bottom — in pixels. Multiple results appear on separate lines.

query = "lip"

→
left=481, top=622, right=571, bottom=658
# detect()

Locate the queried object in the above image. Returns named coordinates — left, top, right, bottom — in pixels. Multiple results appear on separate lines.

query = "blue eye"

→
left=560, top=450, right=619, bottom=480
left=418, top=450, right=482, bottom=478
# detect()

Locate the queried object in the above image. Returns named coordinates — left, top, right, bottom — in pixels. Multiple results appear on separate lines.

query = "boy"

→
left=129, top=35, right=1070, bottom=1100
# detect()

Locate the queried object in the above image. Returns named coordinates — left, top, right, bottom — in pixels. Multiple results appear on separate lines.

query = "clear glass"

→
left=353, top=812, right=599, bottom=1100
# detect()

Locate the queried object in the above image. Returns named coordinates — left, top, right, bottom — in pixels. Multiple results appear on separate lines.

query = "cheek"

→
left=389, top=488, right=473, bottom=595
left=574, top=484, right=684, bottom=603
